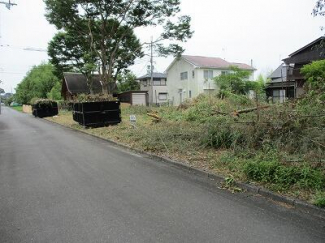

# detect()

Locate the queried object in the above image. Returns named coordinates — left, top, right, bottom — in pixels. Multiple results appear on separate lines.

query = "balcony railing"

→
left=287, top=67, right=304, bottom=80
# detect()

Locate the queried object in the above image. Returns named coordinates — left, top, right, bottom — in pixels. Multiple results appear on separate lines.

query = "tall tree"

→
left=48, top=31, right=98, bottom=93
left=15, top=63, right=60, bottom=104
left=313, top=0, right=325, bottom=16
left=44, top=0, right=193, bottom=95
left=116, top=72, right=140, bottom=93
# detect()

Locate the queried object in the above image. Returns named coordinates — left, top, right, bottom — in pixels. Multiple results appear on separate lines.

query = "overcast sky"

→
left=0, top=0, right=323, bottom=93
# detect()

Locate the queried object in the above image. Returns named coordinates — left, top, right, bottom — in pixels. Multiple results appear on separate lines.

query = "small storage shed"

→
left=118, top=91, right=148, bottom=106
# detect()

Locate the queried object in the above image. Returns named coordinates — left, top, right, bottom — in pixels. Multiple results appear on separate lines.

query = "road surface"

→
left=0, top=107, right=325, bottom=242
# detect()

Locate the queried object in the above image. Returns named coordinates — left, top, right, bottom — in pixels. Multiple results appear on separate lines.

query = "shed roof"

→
left=63, top=73, right=103, bottom=95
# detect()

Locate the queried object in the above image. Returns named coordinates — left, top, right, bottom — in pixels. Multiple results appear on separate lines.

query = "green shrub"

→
left=313, top=191, right=325, bottom=208
left=244, top=160, right=325, bottom=190
left=200, top=116, right=244, bottom=149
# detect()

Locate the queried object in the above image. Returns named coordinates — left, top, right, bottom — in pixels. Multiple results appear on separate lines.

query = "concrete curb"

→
left=43, top=117, right=325, bottom=220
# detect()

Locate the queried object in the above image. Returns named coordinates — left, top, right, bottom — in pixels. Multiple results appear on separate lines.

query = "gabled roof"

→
left=137, top=72, right=167, bottom=80
left=269, top=64, right=286, bottom=79
left=268, top=64, right=288, bottom=83
left=287, top=36, right=325, bottom=57
left=167, top=55, right=255, bottom=71
left=62, top=73, right=103, bottom=95
left=182, top=55, right=230, bottom=69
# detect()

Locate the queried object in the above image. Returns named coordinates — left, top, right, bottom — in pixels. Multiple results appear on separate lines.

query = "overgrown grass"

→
left=314, top=191, right=325, bottom=208
left=46, top=94, right=325, bottom=206
left=11, top=106, right=23, bottom=112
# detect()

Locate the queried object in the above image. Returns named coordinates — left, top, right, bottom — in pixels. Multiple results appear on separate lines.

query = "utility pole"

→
left=0, top=1, right=17, bottom=39
left=150, top=37, right=154, bottom=105
left=0, top=79, right=2, bottom=115
left=0, top=1, right=17, bottom=115
left=0, top=1, right=17, bottom=10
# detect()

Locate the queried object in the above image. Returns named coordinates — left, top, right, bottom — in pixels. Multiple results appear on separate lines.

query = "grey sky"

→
left=0, top=0, right=323, bottom=93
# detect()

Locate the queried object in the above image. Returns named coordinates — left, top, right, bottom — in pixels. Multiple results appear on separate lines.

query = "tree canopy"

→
left=301, top=59, right=325, bottom=102
left=213, top=66, right=257, bottom=97
left=313, top=0, right=325, bottom=16
left=116, top=72, right=139, bottom=93
left=44, top=0, right=193, bottom=95
left=15, top=63, right=61, bottom=104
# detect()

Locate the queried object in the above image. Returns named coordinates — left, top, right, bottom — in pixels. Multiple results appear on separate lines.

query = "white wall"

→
left=167, top=58, right=256, bottom=106
left=196, top=69, right=219, bottom=94
left=140, top=78, right=168, bottom=104
left=167, top=59, right=199, bottom=106
left=167, top=59, right=227, bottom=106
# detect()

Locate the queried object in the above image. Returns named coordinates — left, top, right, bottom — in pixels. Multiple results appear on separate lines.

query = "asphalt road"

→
left=0, top=106, right=325, bottom=243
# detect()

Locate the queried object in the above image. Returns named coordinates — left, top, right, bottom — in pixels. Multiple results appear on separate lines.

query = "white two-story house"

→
left=166, top=55, right=255, bottom=106
left=138, top=72, right=168, bottom=105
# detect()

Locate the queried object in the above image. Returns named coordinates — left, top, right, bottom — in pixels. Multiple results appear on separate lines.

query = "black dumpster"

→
left=32, top=101, right=58, bottom=118
left=72, top=101, right=121, bottom=127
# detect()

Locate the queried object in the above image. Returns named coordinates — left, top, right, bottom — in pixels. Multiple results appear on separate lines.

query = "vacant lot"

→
left=46, top=94, right=325, bottom=207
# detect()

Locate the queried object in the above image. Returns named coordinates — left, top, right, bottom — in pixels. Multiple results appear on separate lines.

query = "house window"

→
left=192, top=70, right=195, bottom=78
left=158, top=93, right=168, bottom=100
left=153, top=79, right=167, bottom=86
left=141, top=80, right=148, bottom=86
left=221, top=71, right=229, bottom=75
left=204, top=89, right=215, bottom=94
left=204, top=70, right=213, bottom=80
left=189, top=90, right=192, bottom=98
left=180, top=72, right=188, bottom=80
left=273, top=89, right=286, bottom=103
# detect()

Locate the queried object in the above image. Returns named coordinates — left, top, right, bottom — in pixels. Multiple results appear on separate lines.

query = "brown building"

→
left=266, top=36, right=325, bottom=102
left=61, top=73, right=104, bottom=100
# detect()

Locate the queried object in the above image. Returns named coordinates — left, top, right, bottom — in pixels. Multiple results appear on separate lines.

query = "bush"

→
left=200, top=116, right=244, bottom=149
left=313, top=191, right=325, bottom=208
left=4, top=96, right=13, bottom=106
left=244, top=160, right=325, bottom=190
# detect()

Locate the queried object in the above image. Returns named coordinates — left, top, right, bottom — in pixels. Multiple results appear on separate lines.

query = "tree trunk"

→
left=85, top=75, right=94, bottom=95
left=101, top=81, right=109, bottom=95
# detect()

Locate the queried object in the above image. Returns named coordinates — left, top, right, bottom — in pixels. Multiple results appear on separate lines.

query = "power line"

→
left=0, top=44, right=47, bottom=52
left=0, top=1, right=17, bottom=10
left=0, top=71, right=24, bottom=74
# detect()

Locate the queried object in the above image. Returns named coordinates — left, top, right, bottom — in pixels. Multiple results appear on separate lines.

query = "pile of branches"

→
left=73, top=94, right=117, bottom=103
left=30, top=98, right=57, bottom=106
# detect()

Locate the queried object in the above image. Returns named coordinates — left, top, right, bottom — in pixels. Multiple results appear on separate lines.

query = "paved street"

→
left=0, top=106, right=325, bottom=243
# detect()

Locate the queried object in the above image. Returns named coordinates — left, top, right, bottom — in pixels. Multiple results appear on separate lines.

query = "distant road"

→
left=0, top=107, right=325, bottom=243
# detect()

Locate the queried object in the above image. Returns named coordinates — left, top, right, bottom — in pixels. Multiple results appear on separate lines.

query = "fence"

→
left=23, top=105, right=32, bottom=114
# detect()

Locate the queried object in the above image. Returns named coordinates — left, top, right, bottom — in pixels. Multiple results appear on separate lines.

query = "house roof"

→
left=268, top=64, right=288, bottom=82
left=287, top=36, right=325, bottom=57
left=0, top=93, right=13, bottom=99
left=167, top=55, right=255, bottom=71
left=62, top=73, right=103, bottom=95
left=137, top=72, right=167, bottom=80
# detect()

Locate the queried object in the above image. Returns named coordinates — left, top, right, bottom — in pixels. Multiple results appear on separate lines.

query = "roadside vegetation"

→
left=14, top=63, right=61, bottom=105
left=46, top=60, right=325, bottom=207
left=11, top=106, right=23, bottom=112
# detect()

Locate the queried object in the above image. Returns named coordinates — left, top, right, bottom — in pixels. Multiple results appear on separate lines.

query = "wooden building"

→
left=61, top=73, right=104, bottom=100
left=266, top=36, right=325, bottom=102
